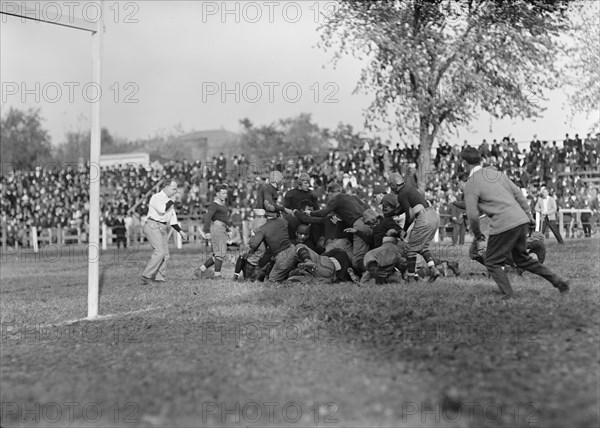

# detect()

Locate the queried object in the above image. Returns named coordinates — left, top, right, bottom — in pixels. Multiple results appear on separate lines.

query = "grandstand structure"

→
left=2, top=138, right=598, bottom=258
left=100, top=152, right=150, bottom=169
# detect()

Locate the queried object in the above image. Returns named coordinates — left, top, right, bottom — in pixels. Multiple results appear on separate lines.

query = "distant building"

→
left=127, top=129, right=240, bottom=162
left=100, top=152, right=150, bottom=169
left=173, top=129, right=240, bottom=159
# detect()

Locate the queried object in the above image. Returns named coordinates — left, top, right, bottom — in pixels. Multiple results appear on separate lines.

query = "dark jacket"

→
left=283, top=188, right=319, bottom=210
left=249, top=217, right=292, bottom=254
left=384, top=185, right=428, bottom=231
left=311, top=193, right=368, bottom=226
left=256, top=184, right=284, bottom=213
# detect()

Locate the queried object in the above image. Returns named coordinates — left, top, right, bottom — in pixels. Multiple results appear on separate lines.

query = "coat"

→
left=535, top=196, right=558, bottom=221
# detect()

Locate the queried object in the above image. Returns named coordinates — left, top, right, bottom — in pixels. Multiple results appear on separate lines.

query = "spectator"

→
left=534, top=187, right=564, bottom=244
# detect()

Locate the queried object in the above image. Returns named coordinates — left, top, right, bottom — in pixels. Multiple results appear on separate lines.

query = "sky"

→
left=1, top=0, right=597, bottom=149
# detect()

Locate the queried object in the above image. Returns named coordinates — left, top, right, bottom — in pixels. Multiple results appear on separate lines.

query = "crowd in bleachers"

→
left=1, top=132, right=599, bottom=247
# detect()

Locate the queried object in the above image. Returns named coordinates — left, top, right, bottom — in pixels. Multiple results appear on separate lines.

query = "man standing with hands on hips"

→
left=141, top=180, right=188, bottom=284
left=462, top=147, right=569, bottom=298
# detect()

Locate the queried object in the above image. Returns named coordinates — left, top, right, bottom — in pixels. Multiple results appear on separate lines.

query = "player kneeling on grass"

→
left=248, top=211, right=297, bottom=282
left=232, top=248, right=273, bottom=282
left=360, top=230, right=406, bottom=284
left=357, top=229, right=459, bottom=283
left=289, top=244, right=353, bottom=283
left=231, top=214, right=313, bottom=282
left=194, top=184, right=230, bottom=280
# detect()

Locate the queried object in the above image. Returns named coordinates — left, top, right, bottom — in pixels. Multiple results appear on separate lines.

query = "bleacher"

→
left=2, top=133, right=598, bottom=253
left=558, top=170, right=600, bottom=186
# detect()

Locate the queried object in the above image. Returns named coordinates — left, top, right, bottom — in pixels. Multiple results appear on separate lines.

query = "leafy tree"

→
left=563, top=1, right=600, bottom=129
left=330, top=122, right=365, bottom=152
left=319, top=0, right=571, bottom=186
left=239, top=114, right=332, bottom=160
left=0, top=107, right=53, bottom=169
left=239, top=118, right=285, bottom=161
left=54, top=130, right=90, bottom=163
left=279, top=113, right=331, bottom=155
left=54, top=127, right=131, bottom=163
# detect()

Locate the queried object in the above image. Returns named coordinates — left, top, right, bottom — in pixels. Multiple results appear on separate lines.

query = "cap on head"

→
left=298, top=173, right=310, bottom=182
left=327, top=182, right=342, bottom=193
left=388, top=172, right=405, bottom=186
left=461, top=147, right=482, bottom=165
left=381, top=194, right=399, bottom=212
left=269, top=170, right=284, bottom=186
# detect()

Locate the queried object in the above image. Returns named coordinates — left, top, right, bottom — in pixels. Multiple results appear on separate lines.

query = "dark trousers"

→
left=452, top=222, right=466, bottom=245
left=581, top=213, right=592, bottom=237
left=115, top=235, right=127, bottom=249
left=542, top=216, right=564, bottom=243
left=485, top=224, right=560, bottom=295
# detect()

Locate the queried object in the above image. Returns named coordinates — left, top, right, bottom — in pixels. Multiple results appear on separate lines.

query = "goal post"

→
left=1, top=0, right=105, bottom=319
left=88, top=2, right=103, bottom=319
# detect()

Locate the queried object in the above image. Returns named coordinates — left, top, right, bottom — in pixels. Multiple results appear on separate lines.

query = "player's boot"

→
left=405, top=274, right=421, bottom=283
left=347, top=267, right=360, bottom=283
left=553, top=277, right=570, bottom=294
left=428, top=266, right=442, bottom=282
left=447, top=261, right=460, bottom=276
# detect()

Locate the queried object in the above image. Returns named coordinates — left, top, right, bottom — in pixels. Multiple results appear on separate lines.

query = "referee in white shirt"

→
left=534, top=187, right=564, bottom=244
left=141, top=180, right=188, bottom=284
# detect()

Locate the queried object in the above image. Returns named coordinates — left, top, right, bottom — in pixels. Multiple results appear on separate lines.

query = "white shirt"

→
left=469, top=165, right=483, bottom=178
left=468, top=165, right=487, bottom=219
left=542, top=197, right=549, bottom=214
left=147, top=190, right=178, bottom=225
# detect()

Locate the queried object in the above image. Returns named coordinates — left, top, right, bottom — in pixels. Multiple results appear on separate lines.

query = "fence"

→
left=0, top=215, right=211, bottom=254
left=1, top=208, right=596, bottom=254
left=553, top=208, right=594, bottom=238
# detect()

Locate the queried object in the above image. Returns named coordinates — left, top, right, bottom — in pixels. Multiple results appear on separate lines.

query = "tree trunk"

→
left=417, top=118, right=435, bottom=193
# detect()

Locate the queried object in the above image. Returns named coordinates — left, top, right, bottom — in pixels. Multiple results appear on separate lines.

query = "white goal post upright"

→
left=88, top=3, right=103, bottom=319
left=1, top=0, right=104, bottom=319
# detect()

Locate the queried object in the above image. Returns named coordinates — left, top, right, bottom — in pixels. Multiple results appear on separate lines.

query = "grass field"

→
left=1, top=238, right=599, bottom=427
